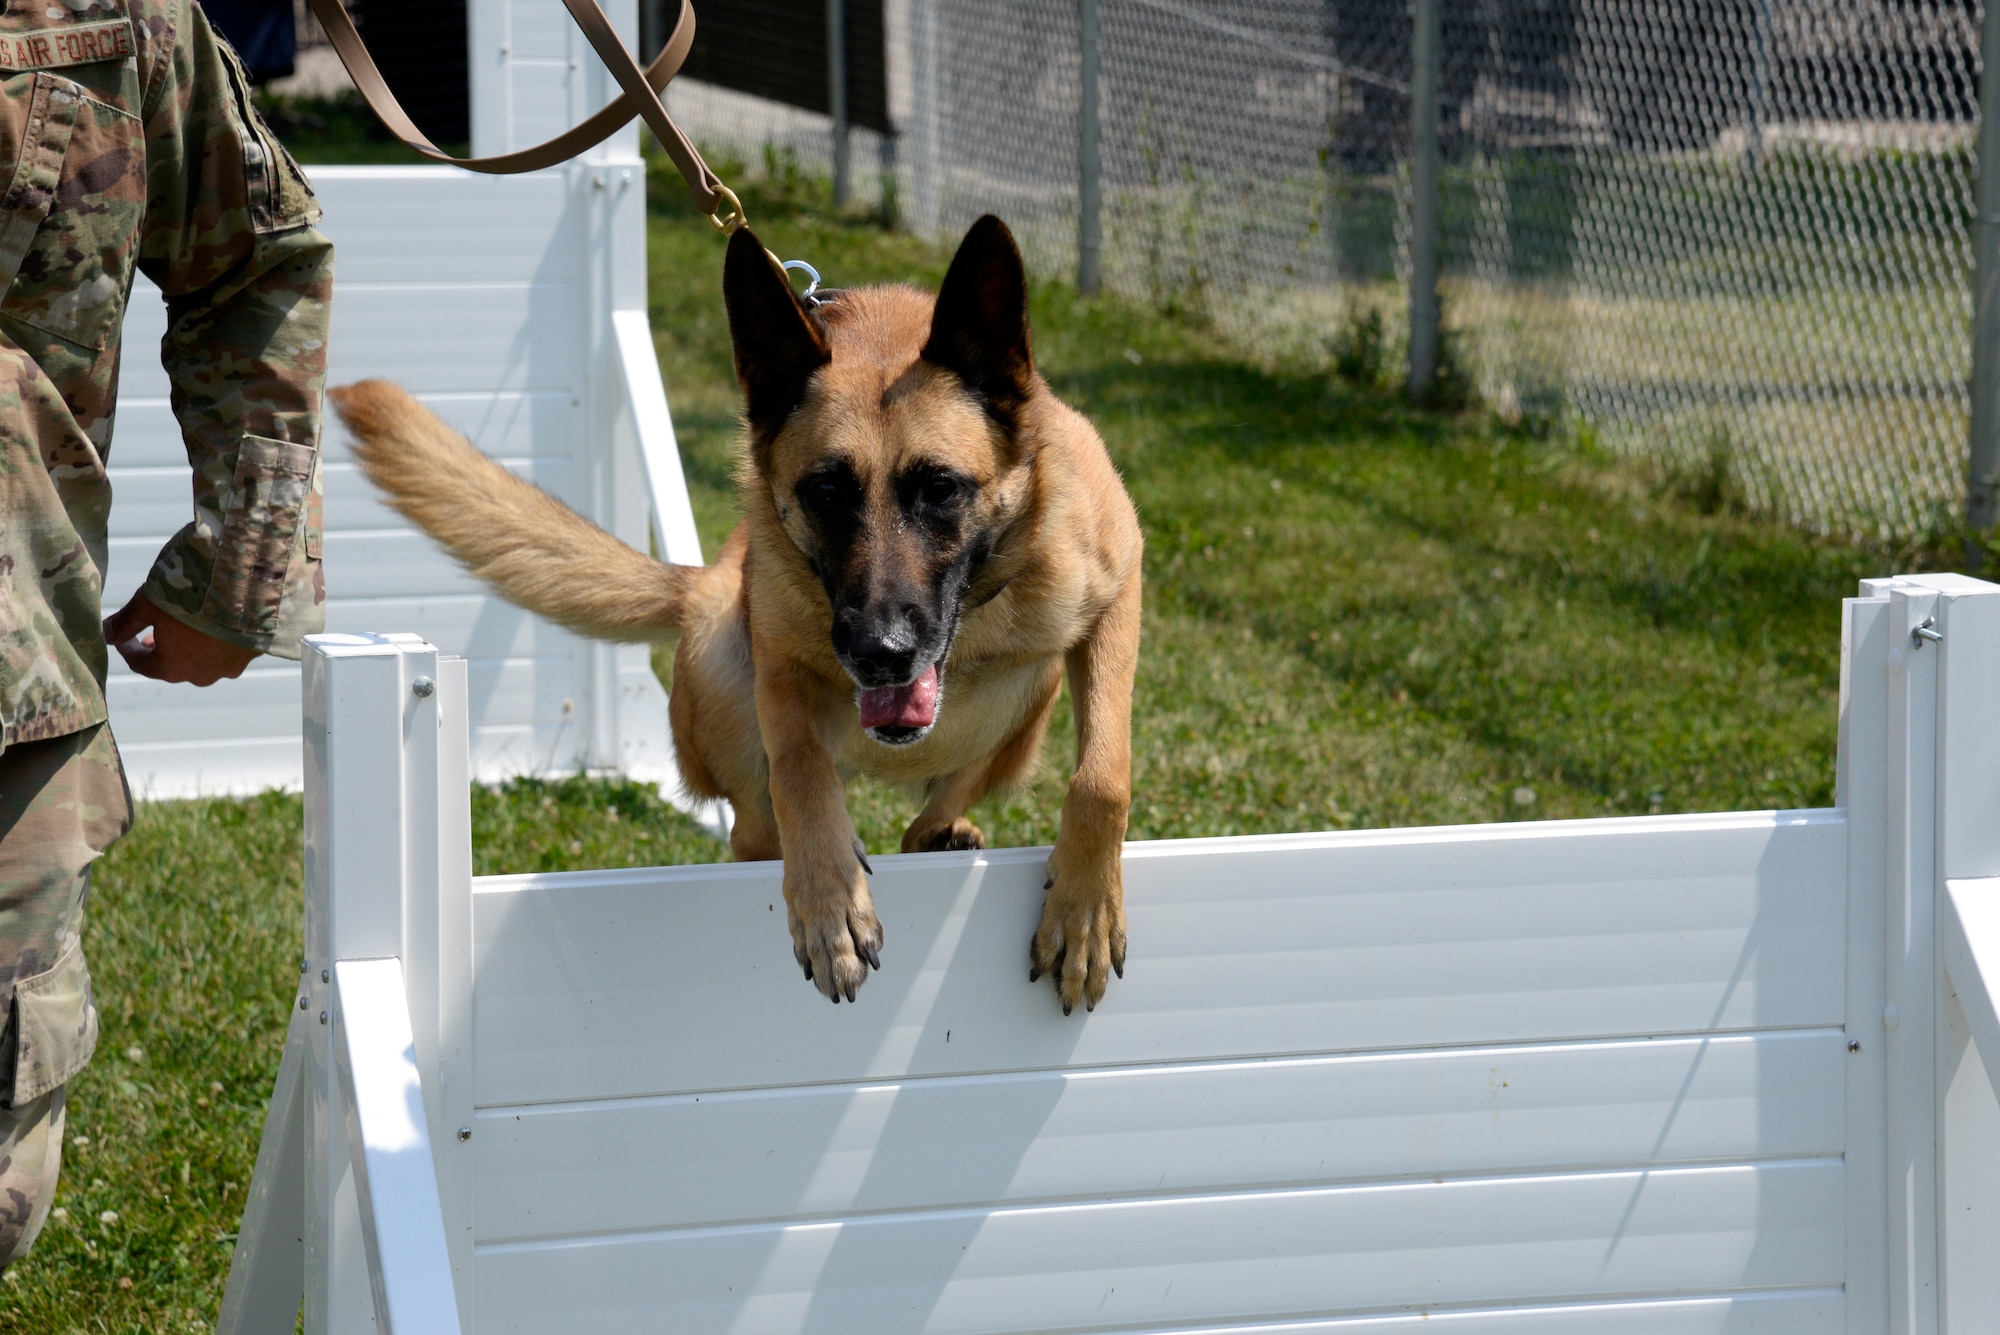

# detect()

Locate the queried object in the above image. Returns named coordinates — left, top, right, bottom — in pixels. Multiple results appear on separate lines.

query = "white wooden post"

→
left=432, top=655, right=476, bottom=1322
left=300, top=633, right=470, bottom=1334
left=1929, top=580, right=2000, bottom=1332
left=1840, top=590, right=1891, bottom=1334
left=1882, top=580, right=1943, bottom=1335
left=218, top=638, right=473, bottom=1334
left=1862, top=572, right=2000, bottom=1335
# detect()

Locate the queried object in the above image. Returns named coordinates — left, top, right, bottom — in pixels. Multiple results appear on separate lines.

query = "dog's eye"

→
left=800, top=470, right=855, bottom=510
left=919, top=475, right=960, bottom=506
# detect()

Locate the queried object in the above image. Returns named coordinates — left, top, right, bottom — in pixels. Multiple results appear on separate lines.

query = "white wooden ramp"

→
left=216, top=573, right=2000, bottom=1334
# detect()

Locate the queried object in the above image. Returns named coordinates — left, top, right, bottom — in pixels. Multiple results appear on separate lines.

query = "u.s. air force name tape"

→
left=0, top=20, right=134, bottom=72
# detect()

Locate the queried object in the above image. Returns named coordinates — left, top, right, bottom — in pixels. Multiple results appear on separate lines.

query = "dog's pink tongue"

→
left=859, top=664, right=940, bottom=730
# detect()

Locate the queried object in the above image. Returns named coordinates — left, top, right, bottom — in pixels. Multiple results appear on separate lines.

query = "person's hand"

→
left=104, top=592, right=258, bottom=686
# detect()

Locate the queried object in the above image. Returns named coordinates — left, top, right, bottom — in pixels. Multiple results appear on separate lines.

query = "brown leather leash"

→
left=302, top=0, right=746, bottom=233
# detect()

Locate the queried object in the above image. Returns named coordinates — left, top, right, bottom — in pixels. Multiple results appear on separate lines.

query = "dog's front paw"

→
left=901, top=817, right=985, bottom=853
left=1029, top=837, right=1126, bottom=1015
left=785, top=846, right=883, bottom=1004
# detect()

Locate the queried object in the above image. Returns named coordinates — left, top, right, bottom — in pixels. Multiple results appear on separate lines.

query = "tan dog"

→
left=332, top=216, right=1142, bottom=1014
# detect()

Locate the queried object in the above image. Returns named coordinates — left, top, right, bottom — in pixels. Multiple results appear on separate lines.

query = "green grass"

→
left=0, top=143, right=1947, bottom=1329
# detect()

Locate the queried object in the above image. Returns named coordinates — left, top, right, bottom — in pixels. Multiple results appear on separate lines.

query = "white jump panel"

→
left=471, top=813, right=1845, bottom=1103
left=475, top=1161, right=1842, bottom=1334
left=464, top=812, right=1846, bottom=1332
left=481, top=1030, right=1846, bottom=1240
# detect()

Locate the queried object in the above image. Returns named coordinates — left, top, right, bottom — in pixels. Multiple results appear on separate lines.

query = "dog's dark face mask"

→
left=723, top=216, right=1037, bottom=746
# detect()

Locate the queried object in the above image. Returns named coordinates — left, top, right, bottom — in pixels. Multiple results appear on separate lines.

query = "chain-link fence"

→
left=661, top=1, right=1984, bottom=541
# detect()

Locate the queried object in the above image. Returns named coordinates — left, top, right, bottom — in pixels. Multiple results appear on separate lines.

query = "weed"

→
left=1332, top=307, right=1387, bottom=386
left=1133, top=96, right=1213, bottom=324
left=1663, top=431, right=1749, bottom=517
left=1417, top=314, right=1478, bottom=413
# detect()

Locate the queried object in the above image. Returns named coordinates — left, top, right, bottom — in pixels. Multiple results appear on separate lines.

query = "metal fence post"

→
left=829, top=0, right=851, bottom=207
left=1077, top=0, right=1103, bottom=295
left=638, top=0, right=666, bottom=61
left=1969, top=0, right=2000, bottom=554
left=1744, top=0, right=1769, bottom=175
left=1406, top=0, right=1441, bottom=401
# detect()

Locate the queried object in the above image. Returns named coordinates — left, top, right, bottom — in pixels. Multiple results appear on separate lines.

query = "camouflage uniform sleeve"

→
left=134, top=0, right=332, bottom=660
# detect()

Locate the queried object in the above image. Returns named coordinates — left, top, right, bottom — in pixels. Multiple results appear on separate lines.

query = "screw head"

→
left=321, top=969, right=329, bottom=984
left=1847, top=1040, right=1861, bottom=1053
left=457, top=1127, right=472, bottom=1143
left=299, top=996, right=309, bottom=1010
left=319, top=1011, right=328, bottom=1025
left=300, top=958, right=309, bottom=973
left=411, top=676, right=436, bottom=699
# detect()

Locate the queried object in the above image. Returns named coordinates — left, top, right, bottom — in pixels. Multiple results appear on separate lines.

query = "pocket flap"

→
left=12, top=940, right=98, bottom=1105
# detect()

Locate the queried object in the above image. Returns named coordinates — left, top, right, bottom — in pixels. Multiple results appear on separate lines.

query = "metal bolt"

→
left=319, top=1011, right=328, bottom=1026
left=411, top=676, right=436, bottom=699
left=456, top=1127, right=472, bottom=1143
left=300, top=958, right=309, bottom=973
left=1847, top=1040, right=1861, bottom=1053
left=298, top=996, right=309, bottom=1011
left=1912, top=616, right=1942, bottom=648
left=321, top=969, right=330, bottom=984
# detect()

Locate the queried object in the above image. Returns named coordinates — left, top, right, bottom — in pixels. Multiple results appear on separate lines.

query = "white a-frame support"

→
left=218, top=633, right=474, bottom=1335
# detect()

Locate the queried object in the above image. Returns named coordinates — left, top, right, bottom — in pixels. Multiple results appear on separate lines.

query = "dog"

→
left=331, top=215, right=1142, bottom=1014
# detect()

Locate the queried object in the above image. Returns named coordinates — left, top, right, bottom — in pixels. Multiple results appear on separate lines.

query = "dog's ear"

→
left=723, top=226, right=831, bottom=445
left=923, top=215, right=1033, bottom=423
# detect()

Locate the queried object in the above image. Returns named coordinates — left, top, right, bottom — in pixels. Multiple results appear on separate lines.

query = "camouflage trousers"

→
left=0, top=724, right=125, bottom=1268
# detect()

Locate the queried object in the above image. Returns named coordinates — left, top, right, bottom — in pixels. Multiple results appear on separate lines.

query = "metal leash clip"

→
left=782, top=259, right=826, bottom=307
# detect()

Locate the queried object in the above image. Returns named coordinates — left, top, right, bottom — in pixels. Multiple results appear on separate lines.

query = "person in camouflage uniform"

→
left=0, top=0, right=331, bottom=1266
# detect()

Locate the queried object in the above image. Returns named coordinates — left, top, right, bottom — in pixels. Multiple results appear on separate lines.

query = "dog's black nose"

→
left=834, top=603, right=927, bottom=685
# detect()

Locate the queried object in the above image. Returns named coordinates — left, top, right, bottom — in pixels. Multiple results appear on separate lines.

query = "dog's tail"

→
left=331, top=380, right=696, bottom=642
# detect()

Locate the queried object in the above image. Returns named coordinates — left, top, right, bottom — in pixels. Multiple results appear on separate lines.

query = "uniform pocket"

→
left=9, top=939, right=97, bottom=1106
left=2, top=78, right=140, bottom=350
left=200, top=435, right=319, bottom=636
left=0, top=72, right=79, bottom=295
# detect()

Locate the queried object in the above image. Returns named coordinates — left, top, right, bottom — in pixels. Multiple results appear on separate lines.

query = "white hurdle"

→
left=219, top=576, right=2000, bottom=1334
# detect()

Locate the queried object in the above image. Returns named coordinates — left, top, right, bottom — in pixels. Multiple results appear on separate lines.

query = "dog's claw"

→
left=852, top=837, right=875, bottom=876
left=843, top=979, right=857, bottom=1003
left=1044, top=877, right=1053, bottom=890
left=1113, top=960, right=1124, bottom=979
left=802, top=960, right=814, bottom=981
left=1029, top=965, right=1042, bottom=983
left=1063, top=1002, right=1073, bottom=1016
left=864, top=944, right=881, bottom=970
